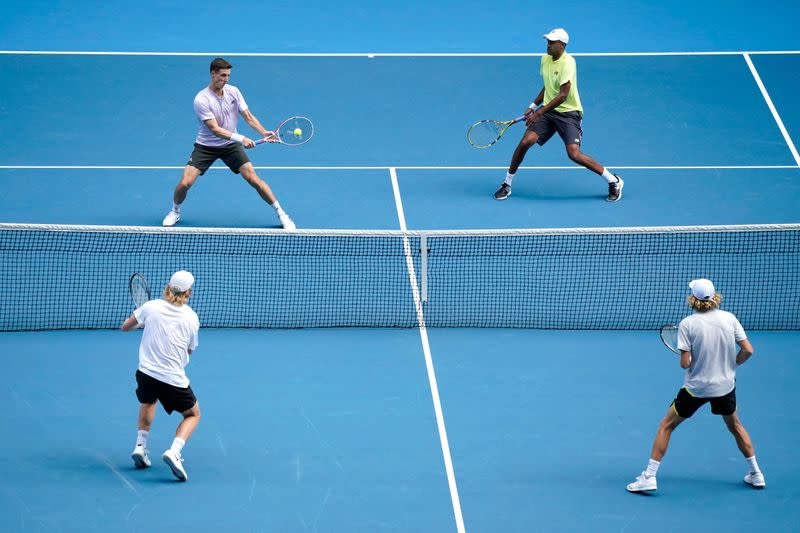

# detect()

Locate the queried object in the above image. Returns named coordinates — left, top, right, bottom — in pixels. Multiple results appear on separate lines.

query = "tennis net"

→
left=0, top=223, right=798, bottom=331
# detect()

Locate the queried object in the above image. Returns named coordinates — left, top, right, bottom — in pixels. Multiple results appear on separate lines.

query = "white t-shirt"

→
left=193, top=84, right=249, bottom=147
left=677, top=309, right=747, bottom=398
left=134, top=299, right=200, bottom=387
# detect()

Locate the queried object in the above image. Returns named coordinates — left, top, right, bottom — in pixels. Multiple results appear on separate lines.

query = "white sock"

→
left=172, top=202, right=182, bottom=212
left=170, top=437, right=186, bottom=455
left=136, top=430, right=148, bottom=447
left=503, top=172, right=515, bottom=186
left=601, top=168, right=618, bottom=184
left=746, top=455, right=761, bottom=474
left=645, top=458, right=660, bottom=478
left=271, top=201, right=286, bottom=217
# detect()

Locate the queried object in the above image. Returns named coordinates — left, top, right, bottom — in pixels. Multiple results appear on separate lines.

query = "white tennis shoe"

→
left=162, top=449, right=187, bottom=481
left=607, top=175, right=624, bottom=202
left=744, top=471, right=766, bottom=488
left=131, top=445, right=151, bottom=468
left=626, top=472, right=657, bottom=492
left=162, top=209, right=181, bottom=227
left=279, top=213, right=296, bottom=230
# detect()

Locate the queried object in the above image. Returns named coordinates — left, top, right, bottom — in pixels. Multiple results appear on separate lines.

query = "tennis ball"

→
left=293, top=128, right=302, bottom=137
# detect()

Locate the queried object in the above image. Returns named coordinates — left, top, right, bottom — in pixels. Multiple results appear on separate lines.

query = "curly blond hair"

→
left=163, top=286, right=192, bottom=306
left=686, top=293, right=722, bottom=312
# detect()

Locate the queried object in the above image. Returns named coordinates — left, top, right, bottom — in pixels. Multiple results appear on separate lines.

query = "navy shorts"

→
left=528, top=110, right=583, bottom=146
left=135, top=370, right=197, bottom=415
left=671, top=387, right=737, bottom=418
left=187, top=142, right=251, bottom=175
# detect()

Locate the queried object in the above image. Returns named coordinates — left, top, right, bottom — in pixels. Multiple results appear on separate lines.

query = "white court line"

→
left=0, top=165, right=796, bottom=171
left=743, top=54, right=800, bottom=168
left=390, top=167, right=466, bottom=533
left=0, top=51, right=798, bottom=57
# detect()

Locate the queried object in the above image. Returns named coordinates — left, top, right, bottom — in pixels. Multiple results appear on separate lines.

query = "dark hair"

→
left=210, top=57, right=232, bottom=72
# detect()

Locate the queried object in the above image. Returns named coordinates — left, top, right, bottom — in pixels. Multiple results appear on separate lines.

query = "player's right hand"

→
left=525, top=108, right=542, bottom=126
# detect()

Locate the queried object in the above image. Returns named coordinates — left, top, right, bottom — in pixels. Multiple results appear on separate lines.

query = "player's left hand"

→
left=242, top=137, right=256, bottom=148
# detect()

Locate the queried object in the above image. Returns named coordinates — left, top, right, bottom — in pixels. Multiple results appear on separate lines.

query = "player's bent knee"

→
left=182, top=403, right=201, bottom=418
left=238, top=162, right=256, bottom=175
left=566, top=148, right=583, bottom=162
left=240, top=169, right=260, bottom=183
left=244, top=176, right=264, bottom=188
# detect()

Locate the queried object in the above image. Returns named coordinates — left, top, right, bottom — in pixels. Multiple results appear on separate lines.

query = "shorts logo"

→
left=574, top=138, right=580, bottom=142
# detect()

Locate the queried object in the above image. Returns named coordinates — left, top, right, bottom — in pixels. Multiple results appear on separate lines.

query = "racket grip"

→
left=512, top=115, right=527, bottom=124
left=255, top=138, right=266, bottom=145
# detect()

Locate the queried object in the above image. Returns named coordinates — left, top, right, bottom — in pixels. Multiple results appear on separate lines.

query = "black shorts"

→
left=672, top=386, right=736, bottom=418
left=528, top=110, right=583, bottom=146
left=187, top=142, right=251, bottom=175
left=135, top=370, right=197, bottom=415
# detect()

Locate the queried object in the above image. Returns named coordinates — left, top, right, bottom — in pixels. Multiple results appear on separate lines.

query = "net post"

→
left=420, top=233, right=428, bottom=302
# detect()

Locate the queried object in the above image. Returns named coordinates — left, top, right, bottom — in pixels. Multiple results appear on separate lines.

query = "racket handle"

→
left=255, top=138, right=266, bottom=145
left=512, top=115, right=527, bottom=124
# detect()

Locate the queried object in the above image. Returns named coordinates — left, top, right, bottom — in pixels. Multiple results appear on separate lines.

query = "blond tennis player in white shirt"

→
left=627, top=279, right=765, bottom=493
left=121, top=270, right=201, bottom=481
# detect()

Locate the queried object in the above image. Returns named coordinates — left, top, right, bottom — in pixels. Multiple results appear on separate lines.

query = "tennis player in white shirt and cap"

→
left=627, top=279, right=765, bottom=493
left=121, top=270, right=201, bottom=481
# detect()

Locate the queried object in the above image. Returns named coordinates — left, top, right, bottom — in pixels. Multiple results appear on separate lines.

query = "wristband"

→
left=529, top=102, right=540, bottom=110
left=230, top=132, right=244, bottom=143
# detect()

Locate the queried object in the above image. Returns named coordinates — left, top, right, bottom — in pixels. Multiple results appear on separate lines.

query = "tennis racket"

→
left=255, top=116, right=314, bottom=146
left=467, top=115, right=527, bottom=148
left=129, top=273, right=151, bottom=309
left=659, top=324, right=680, bottom=354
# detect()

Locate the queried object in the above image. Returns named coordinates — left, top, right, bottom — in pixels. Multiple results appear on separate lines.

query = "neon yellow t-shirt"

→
left=540, top=52, right=582, bottom=113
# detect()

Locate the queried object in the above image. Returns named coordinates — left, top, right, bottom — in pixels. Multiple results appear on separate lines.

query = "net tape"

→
left=1, top=223, right=797, bottom=331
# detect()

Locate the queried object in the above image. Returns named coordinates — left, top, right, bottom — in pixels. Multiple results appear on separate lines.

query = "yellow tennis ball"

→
left=293, top=128, right=302, bottom=137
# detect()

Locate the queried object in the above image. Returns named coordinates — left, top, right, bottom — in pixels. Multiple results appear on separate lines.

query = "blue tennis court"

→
left=1, top=2, right=799, bottom=532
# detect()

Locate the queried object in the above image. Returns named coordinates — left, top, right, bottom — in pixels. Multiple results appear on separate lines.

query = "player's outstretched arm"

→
left=241, top=109, right=269, bottom=139
left=203, top=117, right=255, bottom=147
left=121, top=314, right=140, bottom=331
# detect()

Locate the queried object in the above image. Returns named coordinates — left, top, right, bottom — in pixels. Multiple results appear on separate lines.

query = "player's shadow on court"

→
left=460, top=176, right=606, bottom=202
left=40, top=450, right=184, bottom=486
left=643, top=474, right=756, bottom=495
left=509, top=189, right=602, bottom=201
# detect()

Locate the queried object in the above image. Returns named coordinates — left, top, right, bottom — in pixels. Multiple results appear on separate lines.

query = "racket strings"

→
left=130, top=274, right=151, bottom=308
left=468, top=121, right=504, bottom=148
left=277, top=117, right=314, bottom=145
left=660, top=325, right=679, bottom=353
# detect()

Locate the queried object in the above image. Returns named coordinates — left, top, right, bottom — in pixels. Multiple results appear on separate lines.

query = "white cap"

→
left=543, top=28, right=569, bottom=44
left=689, top=278, right=716, bottom=301
left=168, top=270, right=195, bottom=292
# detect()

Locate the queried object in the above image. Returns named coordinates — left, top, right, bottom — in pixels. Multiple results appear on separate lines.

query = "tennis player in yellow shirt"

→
left=494, top=29, right=623, bottom=202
